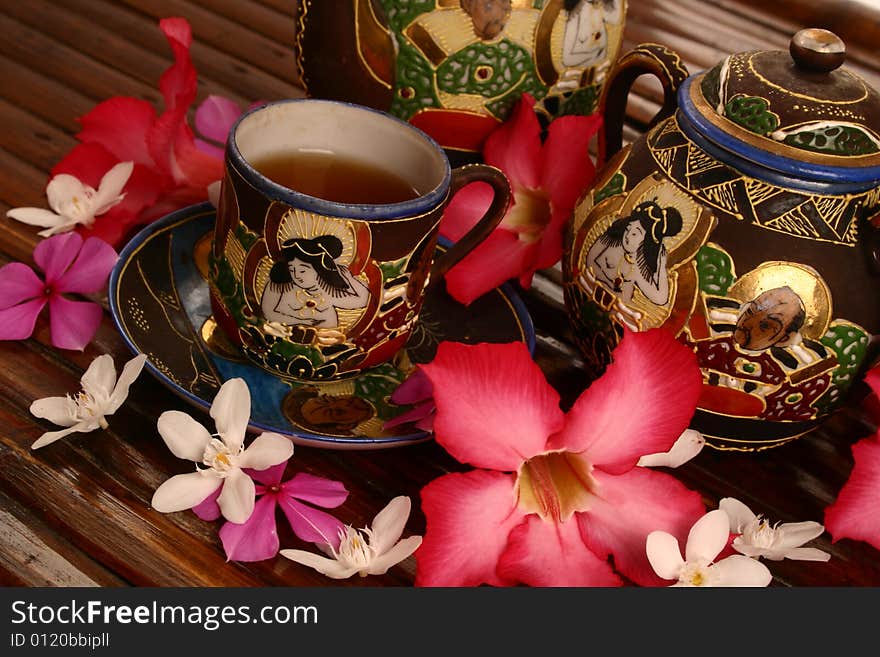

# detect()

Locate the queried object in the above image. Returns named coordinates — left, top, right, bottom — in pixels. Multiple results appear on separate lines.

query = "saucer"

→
left=109, top=202, right=535, bottom=450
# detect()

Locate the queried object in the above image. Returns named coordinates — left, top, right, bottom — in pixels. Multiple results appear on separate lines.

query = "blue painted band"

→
left=226, top=98, right=452, bottom=220
left=677, top=77, right=880, bottom=192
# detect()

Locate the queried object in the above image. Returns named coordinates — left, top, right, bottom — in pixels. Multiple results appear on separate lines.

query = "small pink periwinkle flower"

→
left=0, top=232, right=117, bottom=350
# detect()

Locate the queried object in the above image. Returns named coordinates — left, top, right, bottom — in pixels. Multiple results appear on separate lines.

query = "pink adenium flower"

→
left=47, top=18, right=239, bottom=248
left=415, top=329, right=706, bottom=587
left=824, top=368, right=880, bottom=551
left=192, top=461, right=348, bottom=562
left=440, top=94, right=601, bottom=304
left=0, top=232, right=117, bottom=350
left=383, top=368, right=435, bottom=432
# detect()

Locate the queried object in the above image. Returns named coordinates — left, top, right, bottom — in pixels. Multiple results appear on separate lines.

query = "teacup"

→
left=209, top=99, right=510, bottom=382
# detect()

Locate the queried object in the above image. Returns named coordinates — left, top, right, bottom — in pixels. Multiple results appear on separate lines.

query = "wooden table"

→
left=2, top=0, right=880, bottom=587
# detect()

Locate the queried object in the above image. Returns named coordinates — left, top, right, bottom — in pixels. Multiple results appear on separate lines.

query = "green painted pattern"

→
left=380, top=257, right=408, bottom=282
left=558, top=84, right=600, bottom=117
left=437, top=39, right=545, bottom=119
left=234, top=223, right=259, bottom=251
left=594, top=172, right=625, bottom=205
left=210, top=254, right=248, bottom=325
left=700, top=62, right=722, bottom=109
left=389, top=40, right=441, bottom=121
left=816, top=321, right=871, bottom=413
left=724, top=95, right=780, bottom=136
left=378, top=0, right=435, bottom=31
left=782, top=125, right=880, bottom=156
left=695, top=245, right=735, bottom=296
left=354, top=362, right=409, bottom=420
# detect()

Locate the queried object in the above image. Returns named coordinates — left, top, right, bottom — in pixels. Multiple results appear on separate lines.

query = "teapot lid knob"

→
left=790, top=28, right=846, bottom=73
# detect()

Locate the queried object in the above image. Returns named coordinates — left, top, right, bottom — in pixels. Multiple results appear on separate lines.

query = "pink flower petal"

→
left=440, top=181, right=494, bottom=243
left=825, top=434, right=880, bottom=551
left=194, top=138, right=226, bottom=160
left=0, top=297, right=47, bottom=341
left=578, top=466, right=705, bottom=586
left=33, top=232, right=83, bottom=284
left=51, top=142, right=119, bottom=188
left=390, top=368, right=433, bottom=405
left=281, top=472, right=348, bottom=508
left=157, top=18, right=196, bottom=114
left=194, top=95, right=242, bottom=144
left=444, top=228, right=535, bottom=305
left=48, top=296, right=103, bottom=351
left=496, top=515, right=622, bottom=587
left=279, top=497, right=345, bottom=549
left=539, top=113, right=602, bottom=212
left=246, top=462, right=286, bottom=487
left=549, top=328, right=702, bottom=474
left=192, top=487, right=222, bottom=521
left=382, top=400, right=435, bottom=430
left=171, top=123, right=225, bottom=189
left=76, top=97, right=157, bottom=167
left=520, top=204, right=568, bottom=286
left=0, top=263, right=44, bottom=308
left=53, top=238, right=117, bottom=295
left=416, top=470, right=524, bottom=587
left=421, top=342, right=564, bottom=472
left=483, top=94, right=541, bottom=191
left=219, top=495, right=280, bottom=562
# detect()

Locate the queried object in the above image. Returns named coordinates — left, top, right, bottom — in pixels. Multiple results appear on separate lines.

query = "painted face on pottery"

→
left=300, top=395, right=373, bottom=430
left=460, top=0, right=512, bottom=40
left=622, top=220, right=645, bottom=255
left=563, top=0, right=608, bottom=68
left=289, top=258, right=318, bottom=290
left=734, top=286, right=806, bottom=351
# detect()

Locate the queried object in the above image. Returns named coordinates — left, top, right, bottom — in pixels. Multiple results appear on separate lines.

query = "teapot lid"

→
left=680, top=29, right=880, bottom=189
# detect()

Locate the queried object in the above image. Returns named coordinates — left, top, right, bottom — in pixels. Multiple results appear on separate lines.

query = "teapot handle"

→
left=598, top=44, right=690, bottom=166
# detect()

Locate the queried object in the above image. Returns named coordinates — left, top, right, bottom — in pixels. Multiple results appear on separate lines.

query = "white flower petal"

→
left=685, top=509, right=730, bottom=564
left=367, top=536, right=422, bottom=576
left=730, top=538, right=766, bottom=559
left=369, top=496, right=411, bottom=555
left=106, top=354, right=147, bottom=413
left=780, top=547, right=831, bottom=562
left=46, top=174, right=88, bottom=214
left=157, top=411, right=213, bottom=462
left=151, top=471, right=221, bottom=513
left=81, top=354, right=117, bottom=399
left=710, top=555, right=772, bottom=587
left=210, top=378, right=251, bottom=452
left=775, top=521, right=825, bottom=548
left=217, top=468, right=255, bottom=524
left=92, top=161, right=133, bottom=214
left=638, top=429, right=705, bottom=468
left=37, top=222, right=80, bottom=237
left=718, top=497, right=758, bottom=533
left=279, top=549, right=359, bottom=579
left=646, top=530, right=685, bottom=580
left=237, top=432, right=293, bottom=470
left=30, top=396, right=78, bottom=427
left=31, top=422, right=95, bottom=449
left=6, top=207, right=67, bottom=228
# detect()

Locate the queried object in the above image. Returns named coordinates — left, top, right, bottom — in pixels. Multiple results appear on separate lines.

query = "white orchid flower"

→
left=30, top=354, right=148, bottom=449
left=638, top=429, right=706, bottom=468
left=647, top=509, right=772, bottom=587
left=151, top=377, right=294, bottom=524
left=720, top=497, right=831, bottom=562
left=280, top=496, right=422, bottom=579
left=7, top=161, right=133, bottom=236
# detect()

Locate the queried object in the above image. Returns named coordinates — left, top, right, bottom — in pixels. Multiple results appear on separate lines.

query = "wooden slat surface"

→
left=1, top=0, right=879, bottom=587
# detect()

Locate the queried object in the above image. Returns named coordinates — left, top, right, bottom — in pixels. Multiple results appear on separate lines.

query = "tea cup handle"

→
left=598, top=44, right=690, bottom=166
left=429, top=163, right=511, bottom=282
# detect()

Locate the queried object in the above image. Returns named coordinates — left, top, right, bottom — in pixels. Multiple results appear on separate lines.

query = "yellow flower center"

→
left=506, top=188, right=552, bottom=245
left=514, top=451, right=597, bottom=522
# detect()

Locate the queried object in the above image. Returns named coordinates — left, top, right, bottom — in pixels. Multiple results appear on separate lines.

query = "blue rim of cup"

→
left=226, top=98, right=453, bottom=220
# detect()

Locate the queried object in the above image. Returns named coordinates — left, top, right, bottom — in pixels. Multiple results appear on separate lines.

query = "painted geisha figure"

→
left=260, top=235, right=370, bottom=328
left=585, top=200, right=683, bottom=306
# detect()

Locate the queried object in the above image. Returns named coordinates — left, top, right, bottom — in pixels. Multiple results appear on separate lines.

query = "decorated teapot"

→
left=564, top=30, right=880, bottom=451
left=295, top=0, right=626, bottom=158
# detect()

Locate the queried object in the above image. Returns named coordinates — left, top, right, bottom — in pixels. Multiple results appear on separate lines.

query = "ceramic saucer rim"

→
left=109, top=202, right=536, bottom=449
